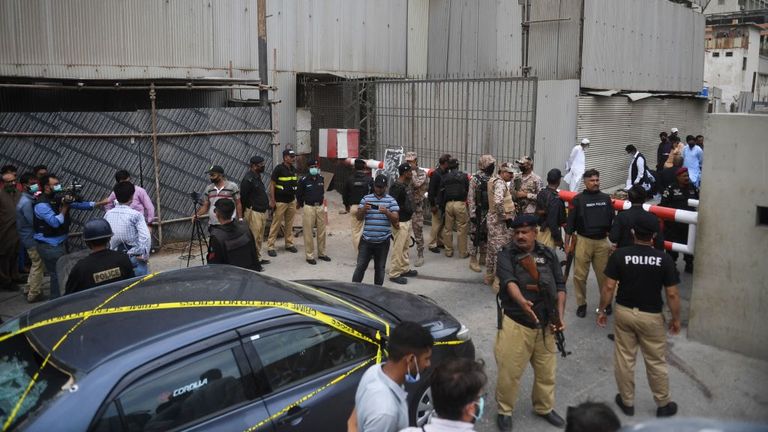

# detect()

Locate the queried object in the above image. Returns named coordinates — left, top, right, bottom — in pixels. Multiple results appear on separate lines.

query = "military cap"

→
left=405, top=152, right=418, bottom=162
left=479, top=154, right=496, bottom=170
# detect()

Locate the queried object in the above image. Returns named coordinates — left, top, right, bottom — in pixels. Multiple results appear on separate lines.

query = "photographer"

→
left=33, top=174, right=97, bottom=299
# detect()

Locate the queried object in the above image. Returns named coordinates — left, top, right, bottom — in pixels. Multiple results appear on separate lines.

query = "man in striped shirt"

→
left=193, top=165, right=243, bottom=232
left=352, top=174, right=400, bottom=286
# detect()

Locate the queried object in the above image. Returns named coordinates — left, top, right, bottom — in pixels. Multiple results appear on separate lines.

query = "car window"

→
left=115, top=347, right=248, bottom=432
left=91, top=401, right=121, bottom=432
left=250, top=324, right=376, bottom=392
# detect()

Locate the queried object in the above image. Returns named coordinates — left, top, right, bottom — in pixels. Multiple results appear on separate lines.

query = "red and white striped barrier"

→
left=319, top=129, right=359, bottom=159
left=342, top=158, right=435, bottom=177
left=558, top=190, right=697, bottom=255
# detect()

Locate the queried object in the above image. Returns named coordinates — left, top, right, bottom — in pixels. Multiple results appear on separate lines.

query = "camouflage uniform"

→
left=468, top=171, right=491, bottom=258
left=486, top=172, right=516, bottom=286
left=516, top=171, right=544, bottom=215
left=408, top=167, right=427, bottom=256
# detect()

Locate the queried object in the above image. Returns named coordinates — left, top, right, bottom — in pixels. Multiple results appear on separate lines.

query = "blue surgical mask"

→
left=473, top=395, right=485, bottom=422
left=309, top=167, right=320, bottom=176
left=52, top=184, right=63, bottom=193
left=29, top=184, right=39, bottom=193
left=404, top=356, right=421, bottom=384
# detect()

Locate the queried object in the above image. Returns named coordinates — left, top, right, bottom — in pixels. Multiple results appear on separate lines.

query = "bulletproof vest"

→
left=33, top=195, right=70, bottom=238
left=536, top=188, right=566, bottom=225
left=499, top=245, right=559, bottom=327
left=389, top=181, right=413, bottom=221
left=473, top=174, right=489, bottom=212
left=210, top=224, right=259, bottom=270
left=578, top=192, right=612, bottom=234
left=488, top=178, right=515, bottom=216
left=349, top=172, right=372, bottom=205
left=275, top=166, right=298, bottom=196
left=442, top=170, right=467, bottom=201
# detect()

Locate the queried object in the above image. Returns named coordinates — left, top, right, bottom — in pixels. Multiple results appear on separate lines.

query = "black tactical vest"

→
left=33, top=195, right=70, bottom=238
left=442, top=171, right=467, bottom=202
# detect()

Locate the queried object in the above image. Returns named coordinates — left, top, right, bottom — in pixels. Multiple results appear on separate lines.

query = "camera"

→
left=189, top=191, right=202, bottom=203
left=60, top=178, right=84, bottom=203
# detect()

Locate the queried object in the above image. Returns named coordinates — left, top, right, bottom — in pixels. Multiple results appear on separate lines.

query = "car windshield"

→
left=0, top=318, right=71, bottom=430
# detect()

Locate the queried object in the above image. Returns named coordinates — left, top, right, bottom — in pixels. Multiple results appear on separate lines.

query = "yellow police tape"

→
left=0, top=274, right=466, bottom=431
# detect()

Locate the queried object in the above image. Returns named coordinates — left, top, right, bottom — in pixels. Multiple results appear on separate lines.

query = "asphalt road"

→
left=2, top=190, right=767, bottom=431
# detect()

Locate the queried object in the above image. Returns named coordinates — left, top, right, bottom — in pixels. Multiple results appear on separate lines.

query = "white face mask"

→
left=404, top=356, right=421, bottom=384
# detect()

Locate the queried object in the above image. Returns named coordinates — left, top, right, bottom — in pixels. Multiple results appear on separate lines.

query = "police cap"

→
left=249, top=155, right=265, bottom=165
left=509, top=214, right=539, bottom=229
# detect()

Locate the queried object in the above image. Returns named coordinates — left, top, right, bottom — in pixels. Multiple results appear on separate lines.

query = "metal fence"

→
left=0, top=106, right=274, bottom=246
left=371, top=76, right=538, bottom=171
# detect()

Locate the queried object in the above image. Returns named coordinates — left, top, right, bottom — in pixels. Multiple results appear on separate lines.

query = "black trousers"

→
left=352, top=238, right=390, bottom=286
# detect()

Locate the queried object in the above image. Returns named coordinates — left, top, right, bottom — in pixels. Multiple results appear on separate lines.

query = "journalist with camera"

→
left=33, top=174, right=97, bottom=299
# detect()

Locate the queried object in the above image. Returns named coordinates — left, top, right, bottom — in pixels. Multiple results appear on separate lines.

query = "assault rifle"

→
left=519, top=254, right=571, bottom=358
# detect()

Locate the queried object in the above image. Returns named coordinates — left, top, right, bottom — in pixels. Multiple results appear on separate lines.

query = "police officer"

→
left=486, top=163, right=517, bottom=289
left=609, top=185, right=664, bottom=250
left=240, top=155, right=270, bottom=265
left=597, top=212, right=680, bottom=419
left=428, top=154, right=452, bottom=253
left=441, top=158, right=470, bottom=258
left=565, top=169, right=614, bottom=318
left=405, top=152, right=428, bottom=267
left=514, top=156, right=544, bottom=215
left=468, top=155, right=495, bottom=272
left=343, top=158, right=373, bottom=251
left=207, top=199, right=262, bottom=271
left=297, top=159, right=331, bottom=265
left=660, top=167, right=698, bottom=273
left=536, top=169, right=567, bottom=249
left=267, top=149, right=299, bottom=256
left=495, top=214, right=566, bottom=431
left=65, top=219, right=134, bottom=295
left=388, top=163, right=417, bottom=284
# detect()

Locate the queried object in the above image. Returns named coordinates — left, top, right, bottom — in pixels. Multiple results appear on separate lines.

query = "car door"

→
left=240, top=318, right=378, bottom=432
left=91, top=339, right=275, bottom=432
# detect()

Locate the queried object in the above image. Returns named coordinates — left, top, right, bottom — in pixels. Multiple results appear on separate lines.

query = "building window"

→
left=713, top=52, right=720, bottom=57
left=758, top=206, right=768, bottom=226
left=726, top=51, right=734, bottom=57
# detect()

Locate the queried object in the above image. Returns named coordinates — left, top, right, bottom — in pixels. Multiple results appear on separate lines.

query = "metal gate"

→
left=371, top=77, right=538, bottom=171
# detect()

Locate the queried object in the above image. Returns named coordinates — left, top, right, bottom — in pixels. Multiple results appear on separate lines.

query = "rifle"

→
left=519, top=254, right=571, bottom=358
left=563, top=235, right=576, bottom=280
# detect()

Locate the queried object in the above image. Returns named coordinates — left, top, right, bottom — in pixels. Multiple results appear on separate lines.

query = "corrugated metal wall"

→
left=527, top=0, right=583, bottom=80
left=577, top=96, right=706, bottom=190
left=532, top=79, right=580, bottom=178
left=408, top=0, right=430, bottom=76
left=0, top=0, right=260, bottom=80
left=581, top=0, right=705, bottom=93
left=426, top=0, right=523, bottom=76
left=0, top=107, right=273, bottom=243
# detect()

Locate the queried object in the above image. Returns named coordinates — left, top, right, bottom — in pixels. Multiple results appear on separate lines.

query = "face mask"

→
left=210, top=177, right=219, bottom=184
left=29, top=184, right=39, bottom=193
left=472, top=395, right=485, bottom=422
left=404, top=356, right=421, bottom=384
left=52, top=184, right=63, bottom=193
left=309, top=167, right=320, bottom=176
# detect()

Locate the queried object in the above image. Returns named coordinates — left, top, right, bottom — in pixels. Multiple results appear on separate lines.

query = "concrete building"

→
left=689, top=113, right=768, bottom=361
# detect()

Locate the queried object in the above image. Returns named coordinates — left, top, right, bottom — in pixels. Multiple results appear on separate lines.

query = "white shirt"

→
left=401, top=417, right=476, bottom=432
left=566, top=145, right=585, bottom=174
left=626, top=151, right=645, bottom=188
left=355, top=364, right=409, bottom=432
left=104, top=203, right=151, bottom=259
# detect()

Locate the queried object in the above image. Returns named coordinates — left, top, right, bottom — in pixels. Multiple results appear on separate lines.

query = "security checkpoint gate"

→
left=558, top=190, right=698, bottom=255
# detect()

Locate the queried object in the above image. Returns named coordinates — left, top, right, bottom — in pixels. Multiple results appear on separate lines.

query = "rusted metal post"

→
left=258, top=0, right=269, bottom=107
left=149, top=84, right=164, bottom=248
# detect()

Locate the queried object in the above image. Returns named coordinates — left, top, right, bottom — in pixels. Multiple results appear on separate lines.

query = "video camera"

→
left=60, top=178, right=84, bottom=204
left=189, top=191, right=202, bottom=204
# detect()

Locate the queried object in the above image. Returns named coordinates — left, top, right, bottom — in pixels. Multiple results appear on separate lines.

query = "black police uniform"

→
left=610, top=205, right=665, bottom=250
left=388, top=180, right=413, bottom=223
left=439, top=169, right=469, bottom=209
left=65, top=249, right=135, bottom=295
left=297, top=174, right=325, bottom=207
left=240, top=170, right=269, bottom=212
left=207, top=221, right=261, bottom=271
left=660, top=182, right=699, bottom=266
left=536, top=187, right=566, bottom=246
left=342, top=171, right=373, bottom=209
left=427, top=167, right=446, bottom=210
left=271, top=164, right=298, bottom=203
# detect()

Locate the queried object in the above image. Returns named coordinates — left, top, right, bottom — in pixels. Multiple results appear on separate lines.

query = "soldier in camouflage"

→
left=514, top=156, right=544, bottom=215
left=485, top=163, right=517, bottom=290
left=468, top=154, right=496, bottom=273
left=406, top=152, right=428, bottom=267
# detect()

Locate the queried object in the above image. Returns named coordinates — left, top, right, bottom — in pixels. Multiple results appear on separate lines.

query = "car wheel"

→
left=409, top=381, right=433, bottom=427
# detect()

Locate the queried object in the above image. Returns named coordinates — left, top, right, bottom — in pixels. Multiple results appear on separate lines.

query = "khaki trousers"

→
left=388, top=220, right=411, bottom=278
left=614, top=305, right=671, bottom=407
left=537, top=227, right=556, bottom=249
left=442, top=201, right=469, bottom=256
left=244, top=208, right=267, bottom=260
left=302, top=204, right=327, bottom=260
left=26, top=247, right=44, bottom=297
left=428, top=210, right=445, bottom=248
left=267, top=200, right=296, bottom=250
left=495, top=316, right=557, bottom=416
left=350, top=206, right=364, bottom=251
left=573, top=235, right=611, bottom=306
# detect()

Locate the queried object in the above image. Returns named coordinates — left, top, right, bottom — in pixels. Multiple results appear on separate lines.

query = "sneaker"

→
left=615, top=394, right=635, bottom=416
left=576, top=304, right=587, bottom=318
left=267, top=250, right=277, bottom=257
left=656, top=402, right=678, bottom=418
left=286, top=246, right=298, bottom=253
left=318, top=255, right=332, bottom=262
left=389, top=276, right=407, bottom=285
left=306, top=259, right=317, bottom=265
left=402, top=270, right=418, bottom=277
left=496, top=414, right=512, bottom=431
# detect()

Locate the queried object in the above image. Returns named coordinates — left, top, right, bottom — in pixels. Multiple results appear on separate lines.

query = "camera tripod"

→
left=186, top=194, right=209, bottom=267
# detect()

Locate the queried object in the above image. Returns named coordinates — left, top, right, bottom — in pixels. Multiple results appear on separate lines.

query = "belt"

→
left=616, top=302, right=662, bottom=314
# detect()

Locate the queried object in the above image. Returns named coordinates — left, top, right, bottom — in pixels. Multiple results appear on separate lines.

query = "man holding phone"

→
left=352, top=174, right=399, bottom=286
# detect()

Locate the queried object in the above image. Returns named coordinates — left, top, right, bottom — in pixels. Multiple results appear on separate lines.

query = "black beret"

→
left=509, top=214, right=539, bottom=228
